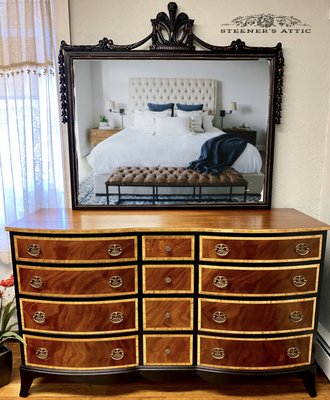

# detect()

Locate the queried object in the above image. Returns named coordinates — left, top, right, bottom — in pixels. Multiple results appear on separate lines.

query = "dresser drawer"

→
left=14, top=235, right=137, bottom=263
left=199, top=298, right=316, bottom=334
left=143, top=335, right=192, bottom=365
left=143, top=264, right=194, bottom=293
left=198, top=334, right=312, bottom=370
left=24, top=334, right=138, bottom=370
left=142, top=235, right=194, bottom=260
left=17, top=265, right=137, bottom=298
left=143, top=298, right=193, bottom=330
left=200, top=235, right=322, bottom=263
left=199, top=264, right=319, bottom=297
left=20, top=299, right=138, bottom=334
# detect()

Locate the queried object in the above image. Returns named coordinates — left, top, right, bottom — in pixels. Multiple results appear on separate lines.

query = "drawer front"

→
left=143, top=335, right=193, bottom=365
left=199, top=298, right=316, bottom=334
left=142, top=235, right=194, bottom=260
left=199, top=264, right=319, bottom=297
left=24, top=334, right=138, bottom=370
left=14, top=235, right=137, bottom=263
left=143, top=298, right=193, bottom=330
left=21, top=299, right=137, bottom=334
left=143, top=264, right=194, bottom=293
left=200, top=235, right=322, bottom=263
left=198, top=334, right=312, bottom=370
left=17, top=265, right=137, bottom=297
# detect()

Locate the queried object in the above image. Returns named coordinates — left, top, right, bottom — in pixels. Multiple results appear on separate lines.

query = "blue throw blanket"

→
left=188, top=133, right=248, bottom=175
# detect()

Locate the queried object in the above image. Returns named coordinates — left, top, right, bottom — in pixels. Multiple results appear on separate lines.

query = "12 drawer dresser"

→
left=6, top=208, right=329, bottom=397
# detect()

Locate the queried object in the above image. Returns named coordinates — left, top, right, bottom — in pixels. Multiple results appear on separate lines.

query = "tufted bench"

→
left=105, top=166, right=248, bottom=204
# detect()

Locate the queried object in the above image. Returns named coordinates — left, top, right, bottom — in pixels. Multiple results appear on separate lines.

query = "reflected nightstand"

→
left=222, top=128, right=257, bottom=146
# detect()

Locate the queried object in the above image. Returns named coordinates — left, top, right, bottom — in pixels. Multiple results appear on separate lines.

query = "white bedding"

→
left=87, top=126, right=262, bottom=176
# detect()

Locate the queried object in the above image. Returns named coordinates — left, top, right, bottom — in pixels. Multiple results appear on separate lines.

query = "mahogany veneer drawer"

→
left=198, top=334, right=312, bottom=370
left=142, top=235, right=194, bottom=260
left=199, top=298, right=316, bottom=334
left=143, top=298, right=193, bottom=330
left=14, top=235, right=137, bottom=263
left=200, top=235, right=322, bottom=263
left=143, top=335, right=193, bottom=365
left=199, top=264, right=319, bottom=297
left=24, top=334, right=138, bottom=370
left=143, top=264, right=193, bottom=293
left=17, top=265, right=138, bottom=297
left=21, top=299, right=138, bottom=334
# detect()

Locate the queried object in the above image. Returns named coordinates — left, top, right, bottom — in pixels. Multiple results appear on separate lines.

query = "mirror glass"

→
left=59, top=2, right=283, bottom=209
left=73, top=58, right=271, bottom=207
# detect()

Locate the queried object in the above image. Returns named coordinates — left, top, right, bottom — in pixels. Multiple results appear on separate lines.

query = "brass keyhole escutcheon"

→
left=30, top=276, right=44, bottom=289
left=213, top=275, right=228, bottom=288
left=107, top=244, right=123, bottom=257
left=27, top=244, right=41, bottom=257
left=165, top=245, right=172, bottom=253
left=110, top=348, right=124, bottom=361
left=164, top=276, right=172, bottom=284
left=214, top=243, right=229, bottom=257
left=108, top=275, right=123, bottom=288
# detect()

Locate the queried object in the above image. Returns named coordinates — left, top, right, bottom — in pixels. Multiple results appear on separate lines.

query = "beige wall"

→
left=53, top=0, right=330, bottom=348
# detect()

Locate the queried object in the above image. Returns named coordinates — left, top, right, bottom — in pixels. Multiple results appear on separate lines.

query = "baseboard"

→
left=316, top=331, right=330, bottom=380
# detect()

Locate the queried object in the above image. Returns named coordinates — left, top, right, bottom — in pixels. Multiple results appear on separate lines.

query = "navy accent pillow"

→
left=176, top=103, right=203, bottom=111
left=147, top=103, right=174, bottom=114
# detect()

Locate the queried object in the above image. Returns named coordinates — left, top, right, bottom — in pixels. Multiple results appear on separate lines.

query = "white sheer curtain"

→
left=0, top=0, right=65, bottom=281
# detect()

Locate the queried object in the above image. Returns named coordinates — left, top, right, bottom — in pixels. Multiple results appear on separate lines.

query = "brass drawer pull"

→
left=30, top=276, right=44, bottom=289
left=164, top=276, right=172, bottom=284
left=213, top=275, right=228, bottom=288
left=290, top=311, right=304, bottom=323
left=165, top=245, right=172, bottom=253
left=212, top=311, right=227, bottom=324
left=295, top=243, right=310, bottom=256
left=164, top=312, right=171, bottom=319
left=36, top=347, right=49, bottom=360
left=110, top=311, right=124, bottom=324
left=212, top=347, right=225, bottom=360
left=33, top=311, right=47, bottom=324
left=287, top=347, right=300, bottom=359
left=108, top=275, right=123, bottom=288
left=27, top=244, right=41, bottom=257
left=110, top=348, right=124, bottom=361
left=292, top=275, right=307, bottom=288
left=214, top=243, right=229, bottom=257
left=164, top=347, right=171, bottom=355
left=107, top=244, right=123, bottom=257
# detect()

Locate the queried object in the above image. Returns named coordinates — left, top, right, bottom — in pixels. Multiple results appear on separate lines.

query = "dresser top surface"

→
left=5, top=208, right=329, bottom=234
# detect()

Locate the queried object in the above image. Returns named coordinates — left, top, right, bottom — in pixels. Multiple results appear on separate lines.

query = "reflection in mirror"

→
left=59, top=2, right=284, bottom=209
left=75, top=59, right=269, bottom=207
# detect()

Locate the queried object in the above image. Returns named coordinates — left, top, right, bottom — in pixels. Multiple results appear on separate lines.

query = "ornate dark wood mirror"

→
left=59, top=2, right=284, bottom=209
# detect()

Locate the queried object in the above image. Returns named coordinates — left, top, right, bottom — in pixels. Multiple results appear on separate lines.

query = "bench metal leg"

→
left=106, top=184, right=109, bottom=205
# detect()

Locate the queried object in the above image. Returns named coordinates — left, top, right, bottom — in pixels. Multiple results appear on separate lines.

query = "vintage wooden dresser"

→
left=6, top=208, right=329, bottom=397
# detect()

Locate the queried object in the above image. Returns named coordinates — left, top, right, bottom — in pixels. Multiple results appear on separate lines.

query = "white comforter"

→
left=87, top=127, right=262, bottom=175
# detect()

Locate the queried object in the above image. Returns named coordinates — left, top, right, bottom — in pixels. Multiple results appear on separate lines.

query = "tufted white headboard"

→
left=129, top=77, right=217, bottom=116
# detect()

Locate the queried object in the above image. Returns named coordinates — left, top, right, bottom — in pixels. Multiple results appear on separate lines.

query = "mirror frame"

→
left=58, top=2, right=284, bottom=210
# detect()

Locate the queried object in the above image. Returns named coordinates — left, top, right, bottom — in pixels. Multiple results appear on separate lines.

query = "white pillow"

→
left=155, top=116, right=191, bottom=136
left=133, top=110, right=171, bottom=134
left=202, top=112, right=215, bottom=131
left=177, top=110, right=204, bottom=133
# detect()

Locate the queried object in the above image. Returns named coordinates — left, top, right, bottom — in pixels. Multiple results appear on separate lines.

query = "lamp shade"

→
left=105, top=100, right=116, bottom=110
left=229, top=101, right=237, bottom=111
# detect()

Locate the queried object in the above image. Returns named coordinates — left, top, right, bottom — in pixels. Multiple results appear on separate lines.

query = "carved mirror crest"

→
left=59, top=2, right=284, bottom=209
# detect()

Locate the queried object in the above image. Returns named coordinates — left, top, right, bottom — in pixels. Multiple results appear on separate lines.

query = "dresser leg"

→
left=19, top=368, right=36, bottom=397
left=301, top=366, right=317, bottom=398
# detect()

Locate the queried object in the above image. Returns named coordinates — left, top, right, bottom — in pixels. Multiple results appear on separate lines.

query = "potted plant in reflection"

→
left=0, top=274, right=24, bottom=388
left=99, top=114, right=109, bottom=128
